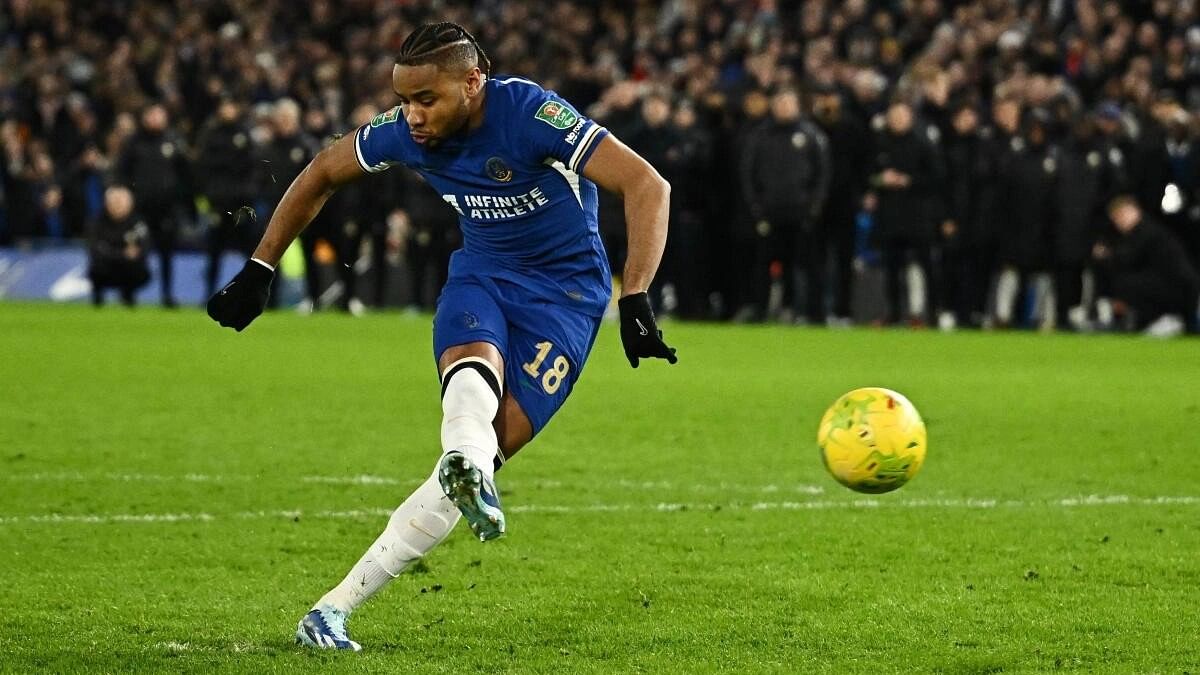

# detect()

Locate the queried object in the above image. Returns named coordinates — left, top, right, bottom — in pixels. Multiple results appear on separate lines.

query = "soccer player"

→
left=206, top=23, right=678, bottom=650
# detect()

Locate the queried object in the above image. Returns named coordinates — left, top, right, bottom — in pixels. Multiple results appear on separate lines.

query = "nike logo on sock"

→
left=408, top=518, right=437, bottom=539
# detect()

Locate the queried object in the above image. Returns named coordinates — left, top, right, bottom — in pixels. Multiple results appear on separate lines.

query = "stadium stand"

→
left=1, top=0, right=1197, bottom=331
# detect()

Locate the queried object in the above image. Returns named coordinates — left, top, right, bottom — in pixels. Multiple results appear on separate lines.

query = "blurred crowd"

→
left=1, top=0, right=1198, bottom=331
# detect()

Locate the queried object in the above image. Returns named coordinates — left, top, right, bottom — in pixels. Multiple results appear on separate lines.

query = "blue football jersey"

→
left=354, top=76, right=612, bottom=316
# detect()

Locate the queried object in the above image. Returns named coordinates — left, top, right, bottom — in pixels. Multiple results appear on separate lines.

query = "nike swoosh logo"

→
left=408, top=518, right=437, bottom=539
left=635, top=318, right=649, bottom=336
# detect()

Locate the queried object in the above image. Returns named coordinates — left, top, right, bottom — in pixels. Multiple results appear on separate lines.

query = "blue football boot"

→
left=295, top=605, right=362, bottom=652
left=438, top=451, right=505, bottom=541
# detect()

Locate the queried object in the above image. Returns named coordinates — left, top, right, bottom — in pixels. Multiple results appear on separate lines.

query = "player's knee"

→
left=440, top=357, right=502, bottom=418
left=440, top=357, right=502, bottom=460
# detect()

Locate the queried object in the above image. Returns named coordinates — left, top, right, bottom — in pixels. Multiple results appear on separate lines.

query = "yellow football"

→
left=817, top=387, right=927, bottom=494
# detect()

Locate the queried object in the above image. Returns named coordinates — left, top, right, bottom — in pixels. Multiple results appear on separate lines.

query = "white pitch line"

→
left=0, top=495, right=1197, bottom=526
left=1, top=471, right=257, bottom=483
left=2, top=472, right=829, bottom=495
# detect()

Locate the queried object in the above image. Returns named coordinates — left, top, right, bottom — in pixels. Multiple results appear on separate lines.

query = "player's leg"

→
left=297, top=464, right=460, bottom=651
left=435, top=341, right=508, bottom=542
left=440, top=280, right=605, bottom=540
left=297, top=282, right=507, bottom=650
left=496, top=287, right=603, bottom=452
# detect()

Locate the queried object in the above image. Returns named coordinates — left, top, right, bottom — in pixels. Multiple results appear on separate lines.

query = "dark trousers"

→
left=748, top=215, right=824, bottom=320
left=1115, top=272, right=1197, bottom=330
left=405, top=226, right=452, bottom=309
left=942, top=244, right=994, bottom=325
left=300, top=215, right=337, bottom=304
left=795, top=226, right=828, bottom=322
left=1054, top=263, right=1085, bottom=322
left=141, top=201, right=178, bottom=304
left=205, top=205, right=258, bottom=297
left=90, top=256, right=150, bottom=306
left=826, top=210, right=857, bottom=319
left=340, top=223, right=389, bottom=308
left=748, top=219, right=794, bottom=318
left=659, top=210, right=707, bottom=318
left=882, top=235, right=934, bottom=323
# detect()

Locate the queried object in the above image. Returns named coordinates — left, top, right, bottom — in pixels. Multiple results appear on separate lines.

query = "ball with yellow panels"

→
left=817, top=387, right=927, bottom=494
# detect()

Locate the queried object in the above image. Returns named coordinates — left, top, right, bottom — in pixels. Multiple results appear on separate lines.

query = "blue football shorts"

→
left=432, top=274, right=602, bottom=437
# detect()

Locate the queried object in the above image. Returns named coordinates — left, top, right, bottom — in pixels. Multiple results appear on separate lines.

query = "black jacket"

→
left=1099, top=217, right=1200, bottom=311
left=257, top=132, right=319, bottom=207
left=995, top=137, right=1058, bottom=268
left=117, top=130, right=191, bottom=207
left=740, top=118, right=830, bottom=225
left=870, top=128, right=941, bottom=241
left=942, top=128, right=997, bottom=247
left=814, top=111, right=871, bottom=226
left=194, top=120, right=256, bottom=207
left=1054, top=139, right=1126, bottom=264
left=88, top=212, right=148, bottom=262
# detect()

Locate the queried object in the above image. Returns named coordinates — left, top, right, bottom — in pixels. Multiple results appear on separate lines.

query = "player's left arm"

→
left=581, top=135, right=670, bottom=297
left=581, top=134, right=678, bottom=367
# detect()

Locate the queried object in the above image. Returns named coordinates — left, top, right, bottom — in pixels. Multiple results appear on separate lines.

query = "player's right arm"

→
left=252, top=133, right=366, bottom=266
left=207, top=131, right=371, bottom=331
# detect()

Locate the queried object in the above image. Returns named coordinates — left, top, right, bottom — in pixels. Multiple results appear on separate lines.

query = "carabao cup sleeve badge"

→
left=534, top=100, right=579, bottom=130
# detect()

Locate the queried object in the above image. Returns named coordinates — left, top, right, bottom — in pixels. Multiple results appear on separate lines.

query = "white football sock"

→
left=316, top=469, right=460, bottom=614
left=440, top=357, right=501, bottom=478
left=314, top=358, right=502, bottom=615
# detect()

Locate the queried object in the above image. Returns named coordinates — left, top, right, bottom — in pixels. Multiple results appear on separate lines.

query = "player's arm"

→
left=253, top=133, right=365, bottom=266
left=207, top=132, right=367, bottom=331
left=582, top=134, right=670, bottom=296
left=582, top=134, right=678, bottom=367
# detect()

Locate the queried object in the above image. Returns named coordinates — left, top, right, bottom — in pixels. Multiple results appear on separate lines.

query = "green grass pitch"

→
left=1, top=303, right=1198, bottom=673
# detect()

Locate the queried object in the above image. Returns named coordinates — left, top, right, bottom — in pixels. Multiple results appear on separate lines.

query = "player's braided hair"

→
left=397, top=22, right=491, bottom=77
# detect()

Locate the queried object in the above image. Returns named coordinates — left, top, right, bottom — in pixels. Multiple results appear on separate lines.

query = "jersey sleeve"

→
left=353, top=106, right=405, bottom=174
left=520, top=88, right=608, bottom=174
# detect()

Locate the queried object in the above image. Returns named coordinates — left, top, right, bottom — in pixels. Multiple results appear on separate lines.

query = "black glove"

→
left=618, top=292, right=678, bottom=368
left=207, top=259, right=274, bottom=331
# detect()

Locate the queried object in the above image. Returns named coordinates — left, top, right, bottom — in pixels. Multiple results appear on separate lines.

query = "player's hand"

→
left=618, top=292, right=678, bottom=368
left=207, top=259, right=274, bottom=332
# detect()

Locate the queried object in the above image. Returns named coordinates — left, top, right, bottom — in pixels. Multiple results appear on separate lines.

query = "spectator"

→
left=625, top=91, right=678, bottom=302
left=1053, top=114, right=1124, bottom=330
left=87, top=185, right=149, bottom=307
left=256, top=98, right=320, bottom=310
left=940, top=98, right=995, bottom=328
left=0, top=0, right=1196, bottom=332
left=739, top=88, right=830, bottom=323
left=662, top=100, right=714, bottom=319
left=993, top=109, right=1059, bottom=329
left=1155, top=100, right=1200, bottom=266
left=116, top=104, right=189, bottom=308
left=322, top=103, right=402, bottom=313
left=870, top=99, right=940, bottom=325
left=810, top=82, right=871, bottom=326
left=1093, top=196, right=1199, bottom=335
left=195, top=98, right=258, bottom=298
left=729, top=88, right=771, bottom=322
